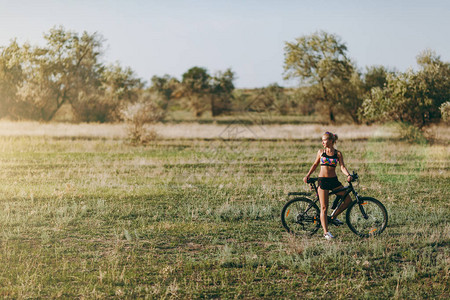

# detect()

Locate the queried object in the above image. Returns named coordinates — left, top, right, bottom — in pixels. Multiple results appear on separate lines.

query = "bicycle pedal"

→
left=328, top=216, right=344, bottom=226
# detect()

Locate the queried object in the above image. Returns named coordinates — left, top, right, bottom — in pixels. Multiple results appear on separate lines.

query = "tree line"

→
left=283, top=31, right=450, bottom=128
left=1, top=27, right=449, bottom=128
left=0, top=26, right=237, bottom=123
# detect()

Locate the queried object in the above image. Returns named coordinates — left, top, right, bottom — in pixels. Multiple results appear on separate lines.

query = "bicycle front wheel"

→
left=346, top=197, right=388, bottom=237
left=281, top=197, right=320, bottom=236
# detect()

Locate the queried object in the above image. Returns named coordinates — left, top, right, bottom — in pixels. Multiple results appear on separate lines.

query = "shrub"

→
left=440, top=101, right=450, bottom=124
left=121, top=98, right=165, bottom=145
left=396, top=122, right=428, bottom=144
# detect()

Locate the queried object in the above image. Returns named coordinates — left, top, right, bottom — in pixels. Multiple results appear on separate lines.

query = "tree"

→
left=181, top=67, right=211, bottom=117
left=70, top=63, right=143, bottom=122
left=334, top=69, right=365, bottom=123
left=363, top=65, right=391, bottom=92
left=283, top=31, right=354, bottom=122
left=415, top=50, right=450, bottom=122
left=361, top=50, right=450, bottom=128
left=14, top=26, right=105, bottom=121
left=210, top=68, right=235, bottom=116
left=150, top=74, right=180, bottom=111
left=250, top=83, right=292, bottom=115
left=291, top=86, right=317, bottom=115
left=179, top=67, right=237, bottom=117
left=83, top=63, right=142, bottom=122
left=0, top=26, right=144, bottom=122
left=0, top=40, right=24, bottom=118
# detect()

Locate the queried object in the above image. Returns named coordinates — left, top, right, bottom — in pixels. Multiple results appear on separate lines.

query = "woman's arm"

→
left=303, top=150, right=322, bottom=183
left=337, top=151, right=352, bottom=182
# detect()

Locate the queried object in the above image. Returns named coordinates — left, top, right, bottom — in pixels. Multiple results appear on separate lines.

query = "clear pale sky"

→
left=1, top=0, right=449, bottom=88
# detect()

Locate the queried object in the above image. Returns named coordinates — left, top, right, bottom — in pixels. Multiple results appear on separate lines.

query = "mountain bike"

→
left=281, top=172, right=388, bottom=238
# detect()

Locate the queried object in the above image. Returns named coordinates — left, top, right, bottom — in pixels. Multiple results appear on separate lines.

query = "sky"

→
left=0, top=0, right=449, bottom=88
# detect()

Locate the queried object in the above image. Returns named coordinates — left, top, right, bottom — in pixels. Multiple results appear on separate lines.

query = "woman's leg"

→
left=330, top=185, right=352, bottom=218
left=318, top=187, right=329, bottom=234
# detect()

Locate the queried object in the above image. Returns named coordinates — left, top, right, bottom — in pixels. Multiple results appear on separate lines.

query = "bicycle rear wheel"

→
left=281, top=197, right=320, bottom=236
left=346, top=197, right=388, bottom=237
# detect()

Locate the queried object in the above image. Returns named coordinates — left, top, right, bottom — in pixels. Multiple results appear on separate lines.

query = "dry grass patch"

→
left=0, top=121, right=400, bottom=140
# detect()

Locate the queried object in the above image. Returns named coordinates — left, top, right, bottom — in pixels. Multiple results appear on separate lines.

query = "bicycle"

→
left=281, top=172, right=388, bottom=238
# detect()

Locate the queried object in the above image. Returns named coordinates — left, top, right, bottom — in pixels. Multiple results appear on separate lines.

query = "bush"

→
left=440, top=101, right=450, bottom=124
left=121, top=98, right=165, bottom=145
left=396, top=122, right=428, bottom=144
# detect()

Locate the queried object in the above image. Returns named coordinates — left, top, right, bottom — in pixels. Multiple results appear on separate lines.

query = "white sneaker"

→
left=324, top=232, right=335, bottom=240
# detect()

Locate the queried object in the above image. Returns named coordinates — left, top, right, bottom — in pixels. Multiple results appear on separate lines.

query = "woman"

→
left=303, top=132, right=353, bottom=240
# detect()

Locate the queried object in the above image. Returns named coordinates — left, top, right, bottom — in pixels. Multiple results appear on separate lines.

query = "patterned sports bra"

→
left=320, top=150, right=339, bottom=167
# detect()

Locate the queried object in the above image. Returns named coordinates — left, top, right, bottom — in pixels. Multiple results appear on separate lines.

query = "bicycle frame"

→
left=288, top=176, right=367, bottom=219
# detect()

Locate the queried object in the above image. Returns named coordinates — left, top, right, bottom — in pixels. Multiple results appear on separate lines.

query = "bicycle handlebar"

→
left=351, top=171, right=358, bottom=182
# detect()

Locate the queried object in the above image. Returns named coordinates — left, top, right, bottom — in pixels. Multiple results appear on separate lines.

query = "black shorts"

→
left=318, top=177, right=342, bottom=190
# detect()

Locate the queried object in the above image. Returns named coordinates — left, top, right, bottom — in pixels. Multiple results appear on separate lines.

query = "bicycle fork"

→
left=355, top=192, right=369, bottom=220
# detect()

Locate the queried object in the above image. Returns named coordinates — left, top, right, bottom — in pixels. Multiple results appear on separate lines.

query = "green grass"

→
left=0, top=133, right=448, bottom=298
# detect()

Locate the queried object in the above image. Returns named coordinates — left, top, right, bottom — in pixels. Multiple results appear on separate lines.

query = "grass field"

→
left=0, top=122, right=448, bottom=298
